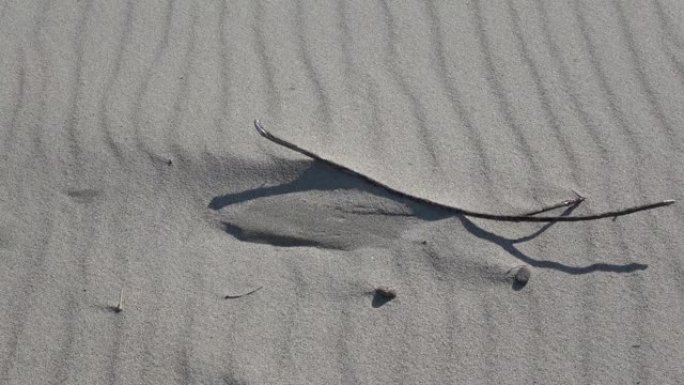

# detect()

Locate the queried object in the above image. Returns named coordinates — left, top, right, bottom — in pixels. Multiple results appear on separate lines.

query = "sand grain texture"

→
left=1, top=0, right=683, bottom=384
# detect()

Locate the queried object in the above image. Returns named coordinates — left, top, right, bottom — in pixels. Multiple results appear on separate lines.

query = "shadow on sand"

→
left=210, top=159, right=647, bottom=276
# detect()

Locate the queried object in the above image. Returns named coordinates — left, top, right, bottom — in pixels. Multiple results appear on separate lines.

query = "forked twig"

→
left=254, top=120, right=675, bottom=222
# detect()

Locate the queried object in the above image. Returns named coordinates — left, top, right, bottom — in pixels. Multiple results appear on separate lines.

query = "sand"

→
left=1, top=0, right=683, bottom=384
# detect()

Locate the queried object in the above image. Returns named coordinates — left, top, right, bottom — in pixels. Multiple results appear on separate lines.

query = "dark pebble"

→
left=514, top=266, right=531, bottom=284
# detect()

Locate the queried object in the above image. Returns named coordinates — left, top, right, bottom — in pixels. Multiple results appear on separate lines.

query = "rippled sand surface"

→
left=1, top=1, right=683, bottom=383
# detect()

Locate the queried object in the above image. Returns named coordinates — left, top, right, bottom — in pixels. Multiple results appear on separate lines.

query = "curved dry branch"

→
left=254, top=120, right=674, bottom=223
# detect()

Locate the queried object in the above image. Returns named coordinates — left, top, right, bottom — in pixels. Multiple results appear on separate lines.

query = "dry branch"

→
left=254, top=120, right=674, bottom=223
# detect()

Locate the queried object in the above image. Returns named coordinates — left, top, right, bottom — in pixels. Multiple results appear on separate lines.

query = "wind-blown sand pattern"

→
left=1, top=0, right=683, bottom=384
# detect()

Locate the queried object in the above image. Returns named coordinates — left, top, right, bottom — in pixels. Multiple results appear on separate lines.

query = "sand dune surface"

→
left=1, top=1, right=683, bottom=384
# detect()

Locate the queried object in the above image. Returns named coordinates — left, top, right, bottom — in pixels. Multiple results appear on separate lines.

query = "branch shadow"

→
left=209, top=159, right=647, bottom=275
left=458, top=215, right=647, bottom=274
left=209, top=159, right=445, bottom=218
left=210, top=160, right=358, bottom=209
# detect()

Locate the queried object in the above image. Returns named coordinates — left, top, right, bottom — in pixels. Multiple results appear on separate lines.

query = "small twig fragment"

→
left=224, top=286, right=263, bottom=299
left=113, top=287, right=124, bottom=313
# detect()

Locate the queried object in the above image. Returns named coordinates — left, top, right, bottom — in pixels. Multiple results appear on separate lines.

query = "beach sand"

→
left=1, top=0, right=683, bottom=383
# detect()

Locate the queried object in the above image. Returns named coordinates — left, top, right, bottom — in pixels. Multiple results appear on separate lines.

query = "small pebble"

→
left=375, top=287, right=397, bottom=299
left=514, top=266, right=531, bottom=284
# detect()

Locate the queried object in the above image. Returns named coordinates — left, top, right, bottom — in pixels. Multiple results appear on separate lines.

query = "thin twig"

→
left=254, top=120, right=675, bottom=222
left=224, top=286, right=263, bottom=299
left=112, top=287, right=124, bottom=313
left=522, top=191, right=585, bottom=216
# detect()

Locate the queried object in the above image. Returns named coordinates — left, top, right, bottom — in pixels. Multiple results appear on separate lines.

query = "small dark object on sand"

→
left=375, top=287, right=397, bottom=299
left=514, top=266, right=531, bottom=284
left=224, top=286, right=263, bottom=299
left=372, top=287, right=397, bottom=308
left=107, top=287, right=124, bottom=313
